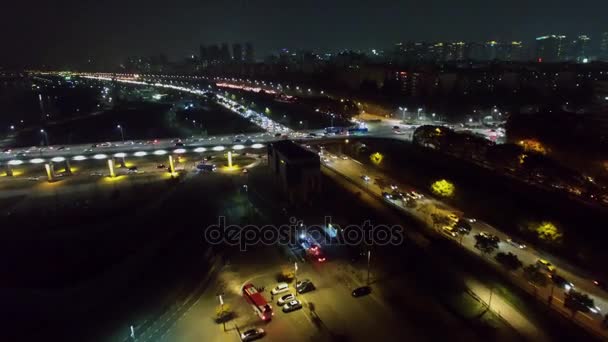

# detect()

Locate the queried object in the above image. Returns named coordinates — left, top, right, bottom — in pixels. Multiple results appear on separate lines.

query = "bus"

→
left=242, top=283, right=273, bottom=321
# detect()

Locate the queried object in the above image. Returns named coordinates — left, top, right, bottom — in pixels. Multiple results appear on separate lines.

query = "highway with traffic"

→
left=318, top=149, right=608, bottom=339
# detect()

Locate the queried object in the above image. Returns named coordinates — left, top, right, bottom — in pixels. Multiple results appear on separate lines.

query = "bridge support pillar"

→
left=5, top=165, right=13, bottom=177
left=44, top=163, right=54, bottom=182
left=64, top=160, right=72, bottom=175
left=118, top=157, right=126, bottom=168
left=168, top=155, right=175, bottom=174
left=107, top=159, right=116, bottom=178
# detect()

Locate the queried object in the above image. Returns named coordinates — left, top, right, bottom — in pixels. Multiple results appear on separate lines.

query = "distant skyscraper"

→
left=443, top=42, right=466, bottom=61
left=245, top=43, right=254, bottom=63
left=232, top=43, right=243, bottom=62
left=535, top=35, right=567, bottom=62
left=599, top=32, right=608, bottom=61
left=220, top=43, right=231, bottom=63
left=484, top=41, right=498, bottom=60
left=570, top=35, right=591, bottom=62
left=208, top=44, right=220, bottom=64
left=497, top=41, right=525, bottom=61
left=199, top=44, right=209, bottom=66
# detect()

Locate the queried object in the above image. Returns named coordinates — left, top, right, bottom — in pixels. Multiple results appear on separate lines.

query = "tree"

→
left=430, top=179, right=455, bottom=198
left=564, top=290, right=594, bottom=318
left=522, top=264, right=548, bottom=288
left=277, top=268, right=295, bottom=283
left=474, top=234, right=499, bottom=256
left=495, top=252, right=523, bottom=271
left=535, top=221, right=563, bottom=243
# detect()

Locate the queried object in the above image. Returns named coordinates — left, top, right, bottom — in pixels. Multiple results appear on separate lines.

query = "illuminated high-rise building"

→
left=535, top=35, right=567, bottom=62
left=245, top=43, right=255, bottom=63
left=570, top=35, right=591, bottom=63
left=599, top=32, right=608, bottom=61
left=232, top=43, right=243, bottom=62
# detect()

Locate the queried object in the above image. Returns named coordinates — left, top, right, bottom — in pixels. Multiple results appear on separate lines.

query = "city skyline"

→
left=2, top=0, right=607, bottom=67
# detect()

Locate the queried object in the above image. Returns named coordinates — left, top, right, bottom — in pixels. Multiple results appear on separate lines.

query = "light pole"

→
left=399, top=107, right=407, bottom=122
left=366, top=250, right=371, bottom=285
left=488, top=286, right=493, bottom=310
left=417, top=108, right=422, bottom=120
left=117, top=124, right=125, bottom=143
left=218, top=294, right=226, bottom=332
left=330, top=114, right=335, bottom=128
left=40, top=129, right=49, bottom=146
left=294, top=262, right=298, bottom=297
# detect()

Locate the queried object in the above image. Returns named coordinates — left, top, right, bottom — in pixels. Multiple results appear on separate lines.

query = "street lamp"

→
left=40, top=129, right=49, bottom=146
left=399, top=107, right=407, bottom=122
left=218, top=294, right=226, bottom=332
left=294, top=262, right=298, bottom=297
left=366, top=250, right=371, bottom=285
left=417, top=108, right=422, bottom=119
left=117, top=124, right=125, bottom=143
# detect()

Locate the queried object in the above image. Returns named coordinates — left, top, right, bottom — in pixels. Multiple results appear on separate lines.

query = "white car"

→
left=282, top=299, right=303, bottom=312
left=271, top=282, right=290, bottom=295
left=277, top=293, right=295, bottom=305
left=240, top=328, right=265, bottom=341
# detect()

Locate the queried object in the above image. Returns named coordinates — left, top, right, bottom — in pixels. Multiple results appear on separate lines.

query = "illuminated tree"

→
left=518, top=139, right=548, bottom=155
left=370, top=152, right=384, bottom=165
left=431, top=179, right=455, bottom=197
left=534, top=221, right=563, bottom=243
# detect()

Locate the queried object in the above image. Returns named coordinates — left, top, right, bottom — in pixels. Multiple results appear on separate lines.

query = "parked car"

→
left=277, top=293, right=295, bottom=305
left=240, top=328, right=265, bottom=341
left=282, top=300, right=303, bottom=313
left=296, top=279, right=316, bottom=294
left=271, top=283, right=290, bottom=295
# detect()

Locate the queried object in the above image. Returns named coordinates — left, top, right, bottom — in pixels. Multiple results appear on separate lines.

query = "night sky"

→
left=1, top=0, right=605, bottom=67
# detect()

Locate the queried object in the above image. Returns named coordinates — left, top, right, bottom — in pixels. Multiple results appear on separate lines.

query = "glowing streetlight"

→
left=117, top=124, right=125, bottom=143
left=399, top=107, right=408, bottom=122
left=294, top=262, right=298, bottom=297
left=218, top=294, right=226, bottom=332
left=366, top=250, right=371, bottom=285
left=40, top=129, right=49, bottom=146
